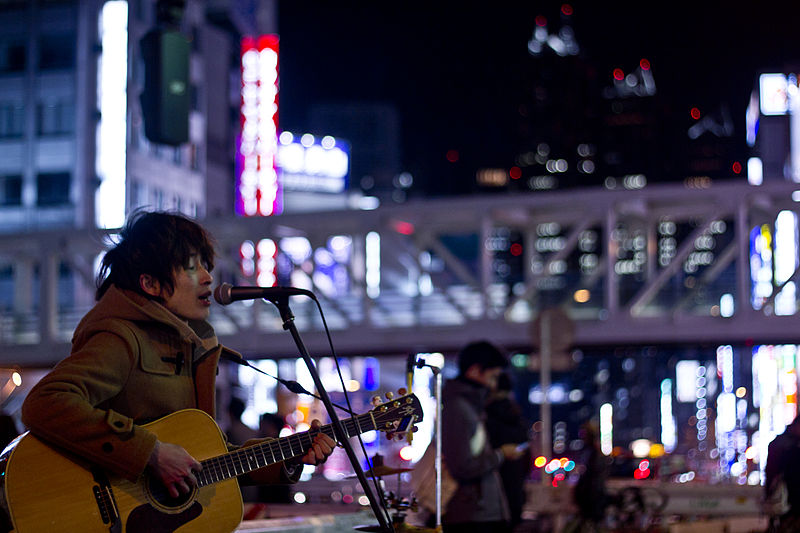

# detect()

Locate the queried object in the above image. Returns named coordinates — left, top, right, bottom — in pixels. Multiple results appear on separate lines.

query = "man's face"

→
left=468, top=365, right=503, bottom=390
left=160, top=254, right=213, bottom=321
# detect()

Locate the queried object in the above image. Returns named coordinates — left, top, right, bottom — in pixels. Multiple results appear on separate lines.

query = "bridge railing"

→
left=2, top=180, right=800, bottom=365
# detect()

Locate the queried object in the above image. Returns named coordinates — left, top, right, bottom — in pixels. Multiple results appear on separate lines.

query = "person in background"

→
left=765, top=414, right=800, bottom=532
left=486, top=372, right=531, bottom=529
left=20, top=211, right=334, bottom=510
left=226, top=396, right=259, bottom=447
left=572, top=421, right=608, bottom=532
left=442, top=340, right=523, bottom=533
left=257, top=413, right=293, bottom=504
left=226, top=396, right=261, bottom=504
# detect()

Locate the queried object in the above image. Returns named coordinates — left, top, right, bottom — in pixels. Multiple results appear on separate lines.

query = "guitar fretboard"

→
left=195, top=411, right=375, bottom=487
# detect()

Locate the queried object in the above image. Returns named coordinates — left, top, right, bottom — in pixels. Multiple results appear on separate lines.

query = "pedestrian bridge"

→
left=2, top=180, right=800, bottom=367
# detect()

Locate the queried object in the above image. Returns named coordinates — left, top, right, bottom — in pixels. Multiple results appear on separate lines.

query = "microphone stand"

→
left=273, top=296, right=393, bottom=533
left=412, top=357, right=443, bottom=530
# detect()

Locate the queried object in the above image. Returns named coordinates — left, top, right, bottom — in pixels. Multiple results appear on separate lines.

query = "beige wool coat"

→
left=21, top=285, right=295, bottom=485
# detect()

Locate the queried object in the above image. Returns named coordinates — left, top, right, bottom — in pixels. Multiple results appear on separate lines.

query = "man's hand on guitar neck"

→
left=147, top=440, right=203, bottom=498
left=294, top=419, right=335, bottom=467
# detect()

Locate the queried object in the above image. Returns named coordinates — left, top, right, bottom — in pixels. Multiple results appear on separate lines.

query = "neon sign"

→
left=236, top=35, right=281, bottom=216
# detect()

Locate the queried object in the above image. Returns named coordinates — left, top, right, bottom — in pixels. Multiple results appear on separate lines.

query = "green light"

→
left=511, top=353, right=528, bottom=368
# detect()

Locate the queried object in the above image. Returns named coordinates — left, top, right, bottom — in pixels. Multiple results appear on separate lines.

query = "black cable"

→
left=308, top=296, right=393, bottom=526
left=222, top=353, right=356, bottom=416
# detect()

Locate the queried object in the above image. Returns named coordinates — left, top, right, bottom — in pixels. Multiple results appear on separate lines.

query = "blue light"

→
left=364, top=357, right=379, bottom=391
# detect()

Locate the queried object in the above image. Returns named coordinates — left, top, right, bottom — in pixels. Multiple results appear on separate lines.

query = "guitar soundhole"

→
left=145, top=475, right=197, bottom=511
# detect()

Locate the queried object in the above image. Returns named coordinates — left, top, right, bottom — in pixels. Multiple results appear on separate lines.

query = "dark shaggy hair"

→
left=457, top=340, right=508, bottom=377
left=96, top=210, right=216, bottom=301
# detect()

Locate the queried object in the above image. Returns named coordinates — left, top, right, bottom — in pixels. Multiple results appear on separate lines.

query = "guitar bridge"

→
left=91, top=468, right=121, bottom=532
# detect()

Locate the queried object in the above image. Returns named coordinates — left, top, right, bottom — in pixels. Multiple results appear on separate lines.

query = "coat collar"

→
left=74, top=285, right=219, bottom=359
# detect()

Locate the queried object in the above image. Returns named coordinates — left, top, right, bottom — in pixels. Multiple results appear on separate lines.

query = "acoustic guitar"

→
left=0, top=393, right=422, bottom=533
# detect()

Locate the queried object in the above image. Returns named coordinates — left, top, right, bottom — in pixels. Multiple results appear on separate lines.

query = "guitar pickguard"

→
left=126, top=501, right=203, bottom=533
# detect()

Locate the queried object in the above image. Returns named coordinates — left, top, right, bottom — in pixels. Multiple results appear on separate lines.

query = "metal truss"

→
left=3, top=180, right=800, bottom=367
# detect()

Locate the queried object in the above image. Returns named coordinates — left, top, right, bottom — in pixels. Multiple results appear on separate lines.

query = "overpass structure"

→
left=2, top=180, right=800, bottom=367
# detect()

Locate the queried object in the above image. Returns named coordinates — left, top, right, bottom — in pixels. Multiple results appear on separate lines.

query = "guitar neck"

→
left=195, top=410, right=376, bottom=487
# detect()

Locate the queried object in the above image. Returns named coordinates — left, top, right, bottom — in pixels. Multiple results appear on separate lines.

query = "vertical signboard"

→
left=237, top=35, right=281, bottom=216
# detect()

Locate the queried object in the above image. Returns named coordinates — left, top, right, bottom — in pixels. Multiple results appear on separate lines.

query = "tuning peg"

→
left=372, top=395, right=382, bottom=406
left=397, top=387, right=407, bottom=395
left=385, top=391, right=394, bottom=400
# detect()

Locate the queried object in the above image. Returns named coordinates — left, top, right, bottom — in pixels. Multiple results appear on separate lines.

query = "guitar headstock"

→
left=369, top=390, right=423, bottom=438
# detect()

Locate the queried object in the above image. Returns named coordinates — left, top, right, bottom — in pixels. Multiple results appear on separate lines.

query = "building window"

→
left=38, top=34, right=75, bottom=70
left=36, top=172, right=70, bottom=206
left=0, top=175, right=22, bottom=206
left=0, top=38, right=25, bottom=73
left=0, top=102, right=24, bottom=138
left=37, top=101, right=75, bottom=136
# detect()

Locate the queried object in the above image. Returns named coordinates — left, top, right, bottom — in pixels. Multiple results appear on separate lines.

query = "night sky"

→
left=277, top=2, right=800, bottom=196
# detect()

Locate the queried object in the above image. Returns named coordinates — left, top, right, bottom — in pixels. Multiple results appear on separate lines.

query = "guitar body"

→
left=1, top=409, right=243, bottom=533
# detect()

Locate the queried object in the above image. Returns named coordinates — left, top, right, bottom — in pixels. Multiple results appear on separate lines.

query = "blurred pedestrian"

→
left=226, top=396, right=260, bottom=503
left=442, top=340, right=523, bottom=533
left=257, top=413, right=292, bottom=504
left=571, top=421, right=608, bottom=533
left=486, top=372, right=531, bottom=529
left=765, top=414, right=800, bottom=532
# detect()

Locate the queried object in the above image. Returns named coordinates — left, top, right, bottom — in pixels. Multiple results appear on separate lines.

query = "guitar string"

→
left=195, top=413, right=375, bottom=487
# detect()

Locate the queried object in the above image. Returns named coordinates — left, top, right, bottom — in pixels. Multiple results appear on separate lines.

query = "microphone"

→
left=213, top=282, right=315, bottom=305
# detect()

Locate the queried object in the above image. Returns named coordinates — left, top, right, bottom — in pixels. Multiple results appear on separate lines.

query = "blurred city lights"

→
left=277, top=131, right=349, bottom=193
left=366, top=232, right=381, bottom=298
left=748, top=157, right=764, bottom=185
left=399, top=446, right=414, bottom=461
left=238, top=35, right=281, bottom=216
left=631, top=439, right=652, bottom=458
left=600, top=403, right=613, bottom=455
left=573, top=289, right=590, bottom=303
left=96, top=1, right=128, bottom=229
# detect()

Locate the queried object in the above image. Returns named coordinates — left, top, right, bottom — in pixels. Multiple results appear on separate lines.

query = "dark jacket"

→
left=486, top=393, right=530, bottom=525
left=766, top=426, right=800, bottom=515
left=21, top=285, right=294, bottom=485
left=442, top=377, right=510, bottom=525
